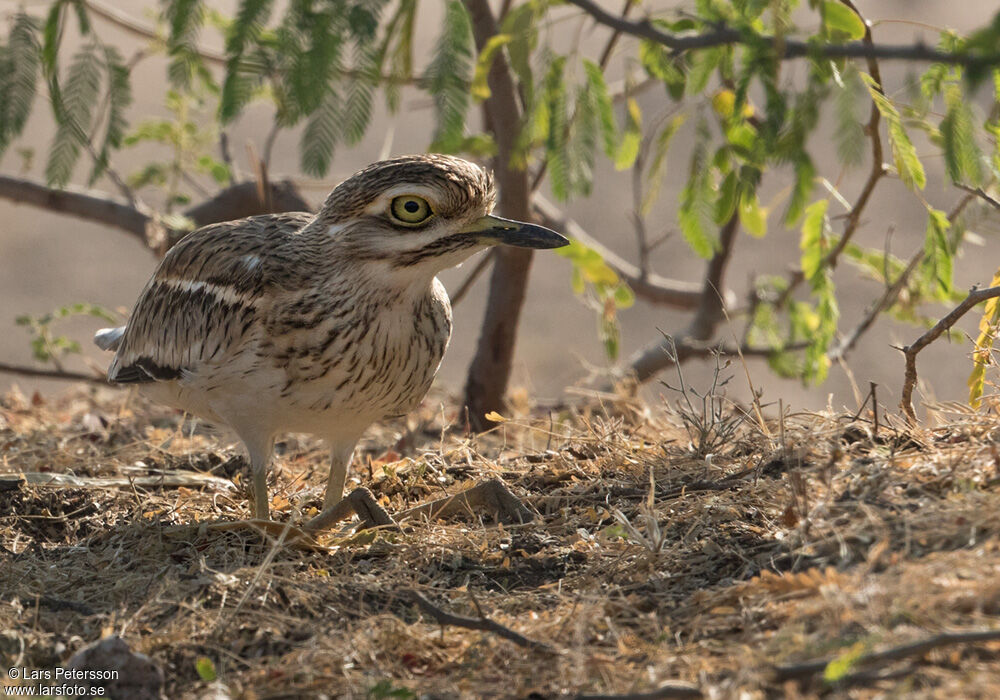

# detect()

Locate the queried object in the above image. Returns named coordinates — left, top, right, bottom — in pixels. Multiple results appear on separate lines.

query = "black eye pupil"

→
left=404, top=200, right=420, bottom=213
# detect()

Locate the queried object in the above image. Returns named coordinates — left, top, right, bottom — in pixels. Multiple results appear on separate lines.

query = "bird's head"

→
left=310, top=154, right=568, bottom=275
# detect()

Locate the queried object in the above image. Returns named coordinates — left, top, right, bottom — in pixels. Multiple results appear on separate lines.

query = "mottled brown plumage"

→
left=96, top=154, right=567, bottom=527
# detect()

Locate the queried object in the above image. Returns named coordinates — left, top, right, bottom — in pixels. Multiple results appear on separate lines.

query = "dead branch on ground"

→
left=406, top=589, right=555, bottom=652
left=773, top=629, right=1000, bottom=683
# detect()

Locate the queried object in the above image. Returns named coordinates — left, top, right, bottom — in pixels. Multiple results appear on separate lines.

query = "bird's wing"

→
left=107, top=212, right=314, bottom=384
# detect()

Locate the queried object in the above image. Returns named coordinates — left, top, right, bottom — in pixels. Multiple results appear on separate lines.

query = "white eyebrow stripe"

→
left=157, top=278, right=259, bottom=307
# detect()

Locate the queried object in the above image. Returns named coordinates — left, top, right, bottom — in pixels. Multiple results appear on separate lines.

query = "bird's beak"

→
left=463, top=214, right=569, bottom=249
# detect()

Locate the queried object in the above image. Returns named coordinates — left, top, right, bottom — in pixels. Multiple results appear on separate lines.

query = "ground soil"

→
left=3, top=385, right=1000, bottom=698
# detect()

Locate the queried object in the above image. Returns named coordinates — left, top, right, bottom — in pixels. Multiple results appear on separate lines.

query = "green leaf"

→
left=46, top=43, right=102, bottom=187
left=639, top=39, right=685, bottom=97
left=833, top=66, right=866, bottom=168
left=196, top=155, right=231, bottom=183
left=686, top=47, right=721, bottom=96
left=582, top=59, right=618, bottom=159
left=544, top=55, right=570, bottom=200
left=219, top=0, right=274, bottom=122
left=714, top=170, right=739, bottom=225
left=614, top=98, right=641, bottom=170
left=42, top=1, right=65, bottom=75
left=969, top=267, right=1000, bottom=408
left=194, top=657, right=217, bottom=682
left=678, top=123, right=717, bottom=259
left=89, top=46, right=133, bottom=185
left=341, top=46, right=377, bottom=147
left=920, top=207, right=953, bottom=299
left=823, top=642, right=867, bottom=683
left=426, top=0, right=473, bottom=152
left=500, top=2, right=537, bottom=105
left=739, top=191, right=768, bottom=237
left=470, top=33, right=511, bottom=102
left=1, top=13, right=41, bottom=156
left=614, top=283, right=635, bottom=309
left=862, top=73, right=926, bottom=190
left=784, top=157, right=816, bottom=226
left=821, top=1, right=866, bottom=41
left=800, top=200, right=830, bottom=280
left=642, top=115, right=685, bottom=215
left=300, top=88, right=341, bottom=177
left=941, top=84, right=984, bottom=186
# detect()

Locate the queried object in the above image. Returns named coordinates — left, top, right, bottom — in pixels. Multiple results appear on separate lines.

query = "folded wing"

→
left=100, top=212, right=314, bottom=384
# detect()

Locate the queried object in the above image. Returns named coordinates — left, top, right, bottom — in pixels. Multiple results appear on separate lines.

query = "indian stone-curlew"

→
left=95, top=154, right=568, bottom=529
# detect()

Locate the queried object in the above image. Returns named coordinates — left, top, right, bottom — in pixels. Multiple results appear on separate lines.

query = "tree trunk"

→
left=461, top=0, right=534, bottom=430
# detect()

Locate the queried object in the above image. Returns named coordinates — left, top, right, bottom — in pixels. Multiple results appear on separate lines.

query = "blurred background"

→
left=1, top=0, right=997, bottom=414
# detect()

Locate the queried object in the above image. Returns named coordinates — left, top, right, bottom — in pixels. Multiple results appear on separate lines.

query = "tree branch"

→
left=532, top=195, right=710, bottom=310
left=565, top=0, right=1000, bottom=67
left=0, top=175, right=310, bottom=253
left=900, top=285, right=1000, bottom=422
left=449, top=250, right=496, bottom=307
left=0, top=362, right=107, bottom=385
left=0, top=174, right=152, bottom=243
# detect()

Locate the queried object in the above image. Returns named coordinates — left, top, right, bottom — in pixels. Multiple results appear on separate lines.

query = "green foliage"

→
left=46, top=42, right=102, bottom=186
left=823, top=640, right=869, bottom=683
left=194, top=656, right=217, bottom=682
left=426, top=0, right=473, bottom=153
left=0, top=13, right=41, bottom=158
left=798, top=200, right=838, bottom=383
left=862, top=73, right=926, bottom=190
left=89, top=46, right=133, bottom=185
left=941, top=84, right=985, bottom=186
left=679, top=121, right=718, bottom=259
left=833, top=66, right=867, bottom=168
left=920, top=208, right=954, bottom=300
left=556, top=240, right=634, bottom=361
left=367, top=680, right=415, bottom=699
left=969, top=268, right=1000, bottom=408
left=9, top=0, right=1000, bottom=401
left=16, top=303, right=116, bottom=368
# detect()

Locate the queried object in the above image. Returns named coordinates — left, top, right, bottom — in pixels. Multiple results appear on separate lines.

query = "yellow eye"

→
left=390, top=196, right=433, bottom=225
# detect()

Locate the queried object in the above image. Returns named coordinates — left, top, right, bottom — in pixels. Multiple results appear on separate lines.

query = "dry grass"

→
left=3, top=382, right=1000, bottom=699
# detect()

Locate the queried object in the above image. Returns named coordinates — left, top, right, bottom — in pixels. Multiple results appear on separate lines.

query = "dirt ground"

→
left=3, top=380, right=1000, bottom=699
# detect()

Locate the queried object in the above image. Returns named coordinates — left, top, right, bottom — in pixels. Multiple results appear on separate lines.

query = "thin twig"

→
left=773, top=629, right=1000, bottom=682
left=407, top=589, right=554, bottom=652
left=0, top=362, right=107, bottom=385
left=900, top=285, right=1000, bottom=422
left=828, top=244, right=923, bottom=361
left=450, top=250, right=496, bottom=307
left=956, top=183, right=1000, bottom=211
left=565, top=0, right=1000, bottom=67
left=533, top=195, right=707, bottom=309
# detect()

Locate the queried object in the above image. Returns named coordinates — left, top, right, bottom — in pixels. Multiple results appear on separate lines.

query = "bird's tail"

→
left=94, top=326, right=125, bottom=352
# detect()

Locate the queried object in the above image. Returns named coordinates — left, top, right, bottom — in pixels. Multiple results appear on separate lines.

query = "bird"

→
left=94, top=154, right=568, bottom=529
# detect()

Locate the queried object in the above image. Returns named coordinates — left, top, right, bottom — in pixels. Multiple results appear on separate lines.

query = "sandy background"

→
left=1, top=0, right=998, bottom=414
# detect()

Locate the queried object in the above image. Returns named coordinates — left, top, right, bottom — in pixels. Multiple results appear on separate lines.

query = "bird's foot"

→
left=304, top=487, right=398, bottom=533
left=396, top=478, right=535, bottom=524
